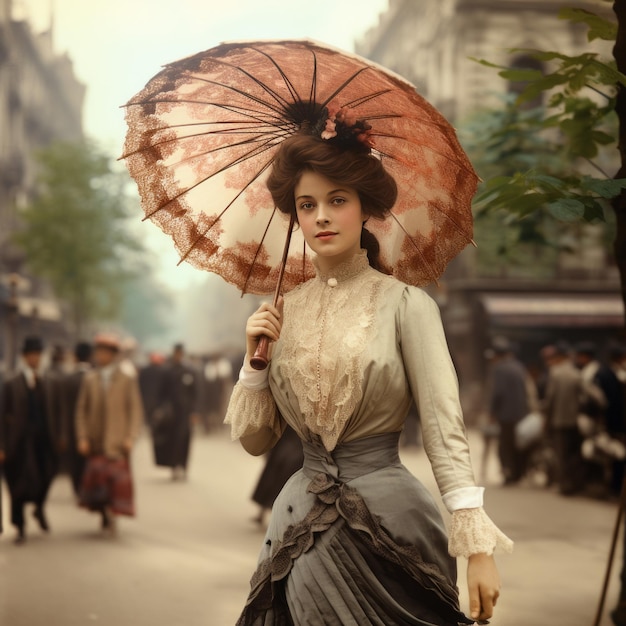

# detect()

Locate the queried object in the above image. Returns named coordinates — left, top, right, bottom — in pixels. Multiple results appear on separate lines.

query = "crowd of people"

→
left=485, top=337, right=626, bottom=499
left=0, top=334, right=237, bottom=544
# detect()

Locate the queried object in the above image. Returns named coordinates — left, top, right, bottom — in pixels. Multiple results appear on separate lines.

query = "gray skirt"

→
left=236, top=432, right=472, bottom=626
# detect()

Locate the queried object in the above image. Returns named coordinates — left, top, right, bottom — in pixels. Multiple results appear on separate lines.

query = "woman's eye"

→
left=332, top=197, right=345, bottom=205
left=299, top=202, right=314, bottom=211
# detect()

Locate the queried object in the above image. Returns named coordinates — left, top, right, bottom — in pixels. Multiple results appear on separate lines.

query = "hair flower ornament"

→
left=321, top=117, right=337, bottom=140
left=319, top=106, right=374, bottom=151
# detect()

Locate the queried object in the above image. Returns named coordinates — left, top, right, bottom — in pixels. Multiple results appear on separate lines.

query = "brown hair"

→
left=266, top=134, right=397, bottom=271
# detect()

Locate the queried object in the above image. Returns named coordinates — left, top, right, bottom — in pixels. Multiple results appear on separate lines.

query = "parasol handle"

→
left=249, top=212, right=296, bottom=371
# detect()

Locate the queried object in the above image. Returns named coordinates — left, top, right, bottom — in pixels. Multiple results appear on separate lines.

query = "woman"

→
left=225, top=125, right=512, bottom=625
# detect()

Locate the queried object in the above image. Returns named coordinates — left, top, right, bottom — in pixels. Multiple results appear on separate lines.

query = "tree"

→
left=469, top=2, right=626, bottom=322
left=461, top=96, right=577, bottom=276
left=14, top=140, right=142, bottom=337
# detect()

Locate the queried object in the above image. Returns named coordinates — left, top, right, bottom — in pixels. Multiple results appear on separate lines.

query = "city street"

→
left=0, top=428, right=622, bottom=626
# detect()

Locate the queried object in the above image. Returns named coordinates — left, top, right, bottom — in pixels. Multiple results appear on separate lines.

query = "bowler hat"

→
left=22, top=336, right=44, bottom=354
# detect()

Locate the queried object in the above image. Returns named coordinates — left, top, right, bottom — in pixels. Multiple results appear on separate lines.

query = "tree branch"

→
left=585, top=83, right=612, bottom=100
left=585, top=158, right=612, bottom=178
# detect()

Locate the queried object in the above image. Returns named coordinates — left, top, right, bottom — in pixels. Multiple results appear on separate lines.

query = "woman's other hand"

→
left=245, top=298, right=284, bottom=360
left=467, top=553, right=500, bottom=622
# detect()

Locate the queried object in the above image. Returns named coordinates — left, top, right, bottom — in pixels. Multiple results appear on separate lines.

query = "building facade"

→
left=357, top=0, right=623, bottom=419
left=0, top=0, right=85, bottom=368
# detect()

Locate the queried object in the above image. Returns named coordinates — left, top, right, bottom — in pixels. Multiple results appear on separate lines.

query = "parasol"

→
left=121, top=39, right=478, bottom=366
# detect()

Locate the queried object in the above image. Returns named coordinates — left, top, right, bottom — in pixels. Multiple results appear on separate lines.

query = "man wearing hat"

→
left=75, top=333, right=144, bottom=534
left=0, top=336, right=59, bottom=543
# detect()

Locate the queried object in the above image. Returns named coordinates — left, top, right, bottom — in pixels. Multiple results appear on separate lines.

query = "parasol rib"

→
left=249, top=46, right=307, bottom=108
left=142, top=137, right=279, bottom=220
left=388, top=211, right=440, bottom=284
left=319, top=67, right=371, bottom=109
left=240, top=205, right=278, bottom=295
left=177, top=157, right=275, bottom=264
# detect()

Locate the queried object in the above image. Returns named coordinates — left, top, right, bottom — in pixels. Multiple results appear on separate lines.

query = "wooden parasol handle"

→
left=249, top=212, right=296, bottom=371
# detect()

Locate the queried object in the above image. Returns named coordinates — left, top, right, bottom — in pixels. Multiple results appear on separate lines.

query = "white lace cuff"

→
left=238, top=364, right=269, bottom=390
left=442, top=486, right=484, bottom=513
left=448, top=507, right=514, bottom=558
left=224, top=382, right=279, bottom=440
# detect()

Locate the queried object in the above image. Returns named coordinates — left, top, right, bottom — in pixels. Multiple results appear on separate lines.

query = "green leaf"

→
left=533, top=174, right=566, bottom=189
left=548, top=198, right=585, bottom=221
left=591, top=130, right=617, bottom=145
left=580, top=197, right=608, bottom=221
left=468, top=57, right=506, bottom=70
left=499, top=68, right=544, bottom=82
left=558, top=7, right=617, bottom=42
left=579, top=177, right=626, bottom=198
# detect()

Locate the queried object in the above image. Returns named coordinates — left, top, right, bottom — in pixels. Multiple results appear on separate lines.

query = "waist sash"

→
left=302, top=431, right=401, bottom=482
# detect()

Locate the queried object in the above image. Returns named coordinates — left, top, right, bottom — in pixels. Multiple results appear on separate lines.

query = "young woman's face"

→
left=294, top=170, right=365, bottom=268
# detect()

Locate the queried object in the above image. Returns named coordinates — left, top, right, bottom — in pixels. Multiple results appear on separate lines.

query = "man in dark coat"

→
left=0, top=337, right=59, bottom=543
left=138, top=352, right=165, bottom=428
left=488, top=336, right=530, bottom=485
left=596, top=344, right=626, bottom=494
left=152, top=344, right=199, bottom=480
left=60, top=342, right=92, bottom=497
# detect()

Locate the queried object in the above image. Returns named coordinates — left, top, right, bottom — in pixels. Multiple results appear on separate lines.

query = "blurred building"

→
left=0, top=0, right=85, bottom=368
left=357, top=0, right=623, bottom=419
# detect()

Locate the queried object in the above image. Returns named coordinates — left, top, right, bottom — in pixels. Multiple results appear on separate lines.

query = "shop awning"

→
left=480, top=293, right=624, bottom=328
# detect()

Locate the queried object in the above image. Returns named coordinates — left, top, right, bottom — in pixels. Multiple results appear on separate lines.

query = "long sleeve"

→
left=224, top=364, right=284, bottom=456
left=398, top=287, right=513, bottom=557
left=398, top=287, right=475, bottom=496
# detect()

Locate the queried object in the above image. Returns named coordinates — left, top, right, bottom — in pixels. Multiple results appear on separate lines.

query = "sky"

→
left=19, top=0, right=390, bottom=290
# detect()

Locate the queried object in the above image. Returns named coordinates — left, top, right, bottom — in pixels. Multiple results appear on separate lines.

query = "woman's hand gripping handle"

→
left=247, top=298, right=284, bottom=370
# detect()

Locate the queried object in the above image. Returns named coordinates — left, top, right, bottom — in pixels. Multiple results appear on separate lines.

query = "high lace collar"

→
left=313, top=249, right=370, bottom=284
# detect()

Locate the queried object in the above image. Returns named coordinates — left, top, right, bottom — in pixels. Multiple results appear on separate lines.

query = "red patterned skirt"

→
left=79, top=455, right=135, bottom=516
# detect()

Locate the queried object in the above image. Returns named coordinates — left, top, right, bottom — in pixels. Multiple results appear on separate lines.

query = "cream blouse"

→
left=225, top=250, right=512, bottom=558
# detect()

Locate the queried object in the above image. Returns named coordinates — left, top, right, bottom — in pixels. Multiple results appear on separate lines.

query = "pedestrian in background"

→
left=597, top=343, right=626, bottom=495
left=152, top=343, right=199, bottom=481
left=251, top=424, right=303, bottom=527
left=488, top=336, right=530, bottom=485
left=138, top=352, right=165, bottom=428
left=75, top=334, right=143, bottom=535
left=45, top=344, right=68, bottom=457
left=574, top=341, right=607, bottom=425
left=61, top=341, right=92, bottom=497
left=0, top=337, right=59, bottom=544
left=544, top=342, right=585, bottom=496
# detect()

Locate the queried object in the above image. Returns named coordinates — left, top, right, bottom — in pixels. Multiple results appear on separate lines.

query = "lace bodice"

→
left=273, top=251, right=398, bottom=450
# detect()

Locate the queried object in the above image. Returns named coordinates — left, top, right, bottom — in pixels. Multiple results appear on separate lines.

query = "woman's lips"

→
left=315, top=232, right=337, bottom=241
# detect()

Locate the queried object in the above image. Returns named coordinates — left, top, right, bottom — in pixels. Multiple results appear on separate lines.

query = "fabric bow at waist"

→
left=302, top=431, right=401, bottom=482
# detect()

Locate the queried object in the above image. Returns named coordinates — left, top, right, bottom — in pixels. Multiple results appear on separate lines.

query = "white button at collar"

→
left=327, top=278, right=338, bottom=287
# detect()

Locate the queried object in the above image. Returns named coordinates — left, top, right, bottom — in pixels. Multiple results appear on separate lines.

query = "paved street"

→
left=0, top=428, right=622, bottom=626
